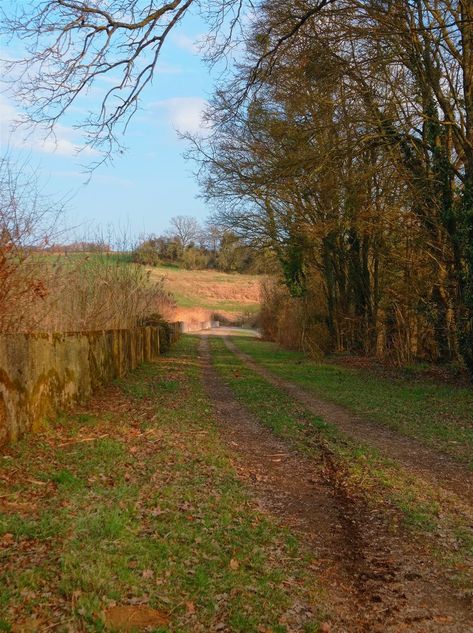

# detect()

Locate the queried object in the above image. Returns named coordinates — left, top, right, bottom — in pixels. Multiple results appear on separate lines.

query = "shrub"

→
left=181, top=247, right=211, bottom=270
left=0, top=159, right=177, bottom=333
left=0, top=155, right=63, bottom=333
left=38, top=253, right=176, bottom=331
left=131, top=241, right=160, bottom=266
left=260, top=277, right=330, bottom=359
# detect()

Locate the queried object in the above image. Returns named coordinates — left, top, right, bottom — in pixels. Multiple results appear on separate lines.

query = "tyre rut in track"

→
left=223, top=336, right=473, bottom=508
left=199, top=335, right=473, bottom=633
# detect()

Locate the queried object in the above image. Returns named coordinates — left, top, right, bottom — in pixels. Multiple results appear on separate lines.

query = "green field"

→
left=148, top=264, right=261, bottom=321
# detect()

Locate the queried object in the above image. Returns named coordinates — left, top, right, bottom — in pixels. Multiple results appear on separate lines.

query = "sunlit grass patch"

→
left=210, top=335, right=473, bottom=591
left=148, top=264, right=261, bottom=322
left=232, top=336, right=473, bottom=463
left=0, top=336, right=323, bottom=632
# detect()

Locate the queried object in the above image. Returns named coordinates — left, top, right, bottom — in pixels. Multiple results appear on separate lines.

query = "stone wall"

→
left=179, top=320, right=220, bottom=333
left=0, top=322, right=181, bottom=445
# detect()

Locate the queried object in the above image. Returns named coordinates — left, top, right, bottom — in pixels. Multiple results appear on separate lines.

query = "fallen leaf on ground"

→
left=229, top=558, right=239, bottom=570
left=104, top=605, right=169, bottom=631
left=1, top=533, right=14, bottom=545
left=12, top=618, right=42, bottom=633
left=26, top=479, right=47, bottom=486
left=186, top=601, right=196, bottom=614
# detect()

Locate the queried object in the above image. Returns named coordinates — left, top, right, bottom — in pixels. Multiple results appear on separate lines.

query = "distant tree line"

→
left=132, top=215, right=275, bottom=274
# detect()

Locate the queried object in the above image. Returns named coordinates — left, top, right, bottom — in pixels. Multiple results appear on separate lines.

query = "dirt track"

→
left=222, top=335, right=473, bottom=508
left=199, top=333, right=473, bottom=632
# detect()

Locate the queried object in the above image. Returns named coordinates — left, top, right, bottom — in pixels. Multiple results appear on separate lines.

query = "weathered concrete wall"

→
left=0, top=322, right=181, bottom=445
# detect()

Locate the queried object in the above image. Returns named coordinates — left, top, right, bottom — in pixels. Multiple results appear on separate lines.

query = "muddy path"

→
left=221, top=336, right=473, bottom=508
left=199, top=335, right=473, bottom=633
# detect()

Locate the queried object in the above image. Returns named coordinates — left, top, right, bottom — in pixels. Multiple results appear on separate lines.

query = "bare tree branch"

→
left=0, top=0, right=335, bottom=159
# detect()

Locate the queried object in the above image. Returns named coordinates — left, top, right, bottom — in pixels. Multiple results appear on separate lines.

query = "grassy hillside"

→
left=28, top=253, right=261, bottom=326
left=148, top=264, right=261, bottom=324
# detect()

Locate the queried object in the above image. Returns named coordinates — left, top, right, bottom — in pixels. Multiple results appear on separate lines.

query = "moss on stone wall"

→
left=0, top=322, right=181, bottom=445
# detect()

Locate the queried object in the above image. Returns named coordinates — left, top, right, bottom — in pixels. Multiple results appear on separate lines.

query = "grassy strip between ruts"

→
left=0, top=335, right=323, bottom=633
left=230, top=336, right=473, bottom=465
left=208, top=336, right=473, bottom=594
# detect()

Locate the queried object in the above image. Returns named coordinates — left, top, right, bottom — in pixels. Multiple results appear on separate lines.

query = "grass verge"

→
left=209, top=336, right=473, bottom=594
left=230, top=337, right=473, bottom=464
left=0, top=336, right=322, bottom=632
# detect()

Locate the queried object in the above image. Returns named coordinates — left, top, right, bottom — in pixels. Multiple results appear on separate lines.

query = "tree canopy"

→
left=191, top=0, right=473, bottom=374
left=5, top=0, right=473, bottom=374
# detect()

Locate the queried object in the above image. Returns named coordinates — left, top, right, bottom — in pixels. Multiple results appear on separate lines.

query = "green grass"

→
left=231, top=337, right=473, bottom=464
left=208, top=336, right=473, bottom=588
left=32, top=251, right=133, bottom=268
left=0, top=336, right=322, bottom=632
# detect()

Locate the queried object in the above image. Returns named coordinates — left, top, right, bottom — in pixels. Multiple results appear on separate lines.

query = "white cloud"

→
left=151, top=97, right=209, bottom=134
left=155, top=61, right=183, bottom=75
left=0, top=94, right=98, bottom=157
left=31, top=126, right=98, bottom=157
left=172, top=32, right=206, bottom=55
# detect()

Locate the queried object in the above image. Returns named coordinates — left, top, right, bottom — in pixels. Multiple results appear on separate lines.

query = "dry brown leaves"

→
left=103, top=605, right=169, bottom=631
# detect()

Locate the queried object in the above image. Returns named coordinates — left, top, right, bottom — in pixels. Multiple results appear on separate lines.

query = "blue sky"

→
left=0, top=8, right=217, bottom=242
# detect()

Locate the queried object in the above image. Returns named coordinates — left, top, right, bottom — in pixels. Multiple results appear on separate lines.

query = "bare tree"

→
left=0, top=0, right=334, bottom=157
left=0, top=0, right=243, bottom=155
left=204, top=222, right=222, bottom=253
left=0, top=155, right=65, bottom=332
left=169, top=215, right=200, bottom=249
